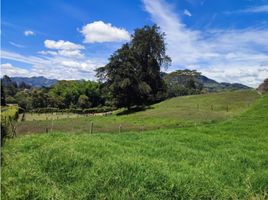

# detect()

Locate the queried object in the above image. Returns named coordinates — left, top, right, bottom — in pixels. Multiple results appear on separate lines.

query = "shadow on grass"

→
left=116, top=106, right=154, bottom=116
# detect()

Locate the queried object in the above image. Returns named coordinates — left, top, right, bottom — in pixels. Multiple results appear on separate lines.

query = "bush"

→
left=1, top=105, right=19, bottom=142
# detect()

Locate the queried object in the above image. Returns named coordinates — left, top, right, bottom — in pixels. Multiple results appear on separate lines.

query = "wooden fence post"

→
left=119, top=124, right=122, bottom=133
left=90, top=122, right=93, bottom=134
left=45, top=128, right=48, bottom=133
left=226, top=105, right=229, bottom=112
left=211, top=105, right=213, bottom=111
left=51, top=119, right=54, bottom=132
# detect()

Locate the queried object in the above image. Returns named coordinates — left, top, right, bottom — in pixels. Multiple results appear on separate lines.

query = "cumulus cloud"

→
left=42, top=40, right=85, bottom=58
left=143, top=0, right=268, bottom=87
left=80, top=21, right=130, bottom=43
left=24, top=30, right=35, bottom=36
left=44, top=40, right=84, bottom=50
left=183, top=9, right=192, bottom=17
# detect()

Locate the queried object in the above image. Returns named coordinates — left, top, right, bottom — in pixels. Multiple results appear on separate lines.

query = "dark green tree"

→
left=97, top=44, right=151, bottom=109
left=77, top=94, right=92, bottom=109
left=1, top=80, right=6, bottom=106
left=15, top=91, right=32, bottom=110
left=97, top=25, right=171, bottom=109
left=1, top=75, right=18, bottom=96
left=131, top=25, right=171, bottom=102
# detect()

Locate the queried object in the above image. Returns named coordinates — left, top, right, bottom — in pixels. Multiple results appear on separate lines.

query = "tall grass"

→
left=1, top=92, right=267, bottom=199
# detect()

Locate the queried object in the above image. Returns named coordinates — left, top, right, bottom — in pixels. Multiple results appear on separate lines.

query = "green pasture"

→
left=1, top=91, right=268, bottom=199
left=16, top=90, right=259, bottom=134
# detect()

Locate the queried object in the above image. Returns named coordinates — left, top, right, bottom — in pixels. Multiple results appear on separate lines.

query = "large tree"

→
left=96, top=25, right=171, bottom=109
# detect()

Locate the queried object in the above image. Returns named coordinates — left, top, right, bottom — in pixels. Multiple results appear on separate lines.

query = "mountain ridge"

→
left=7, top=71, right=251, bottom=90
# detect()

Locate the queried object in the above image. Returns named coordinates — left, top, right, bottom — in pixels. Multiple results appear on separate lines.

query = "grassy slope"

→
left=17, top=90, right=258, bottom=134
left=2, top=92, right=268, bottom=199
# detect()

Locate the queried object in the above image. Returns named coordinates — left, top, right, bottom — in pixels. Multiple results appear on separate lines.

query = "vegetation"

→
left=257, top=78, right=268, bottom=94
left=1, top=105, right=19, bottom=144
left=96, top=25, right=171, bottom=109
left=1, top=76, right=105, bottom=111
left=16, top=90, right=258, bottom=135
left=1, top=92, right=267, bottom=199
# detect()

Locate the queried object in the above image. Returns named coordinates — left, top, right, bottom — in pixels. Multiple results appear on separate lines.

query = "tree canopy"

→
left=96, top=25, right=171, bottom=109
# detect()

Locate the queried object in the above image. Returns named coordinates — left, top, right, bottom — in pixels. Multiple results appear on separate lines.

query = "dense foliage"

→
left=1, top=105, right=19, bottom=144
left=1, top=76, right=105, bottom=111
left=97, top=25, right=171, bottom=109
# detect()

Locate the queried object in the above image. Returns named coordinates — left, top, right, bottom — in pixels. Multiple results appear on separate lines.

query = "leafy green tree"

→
left=49, top=80, right=103, bottom=109
left=77, top=95, right=92, bottom=109
left=97, top=25, right=171, bottom=109
left=15, top=91, right=32, bottom=110
left=131, top=25, right=171, bottom=102
left=48, top=95, right=65, bottom=109
left=31, top=89, right=48, bottom=108
left=97, top=44, right=151, bottom=109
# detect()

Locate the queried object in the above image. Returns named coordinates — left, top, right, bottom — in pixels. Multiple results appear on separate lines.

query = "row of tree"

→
left=1, top=78, right=105, bottom=111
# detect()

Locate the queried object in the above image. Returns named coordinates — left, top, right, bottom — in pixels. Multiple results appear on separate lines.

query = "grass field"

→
left=16, top=90, right=259, bottom=135
left=1, top=91, right=267, bottom=199
left=19, top=112, right=86, bottom=122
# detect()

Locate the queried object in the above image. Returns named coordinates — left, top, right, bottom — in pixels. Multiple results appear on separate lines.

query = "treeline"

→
left=1, top=76, right=107, bottom=111
left=1, top=25, right=204, bottom=112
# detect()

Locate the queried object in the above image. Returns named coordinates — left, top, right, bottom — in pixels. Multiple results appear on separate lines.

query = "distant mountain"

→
left=10, top=76, right=58, bottom=88
left=196, top=76, right=251, bottom=91
left=163, top=70, right=251, bottom=92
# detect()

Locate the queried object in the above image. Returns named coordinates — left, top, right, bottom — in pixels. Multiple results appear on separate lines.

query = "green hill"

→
left=2, top=91, right=267, bottom=199
left=17, top=90, right=258, bottom=135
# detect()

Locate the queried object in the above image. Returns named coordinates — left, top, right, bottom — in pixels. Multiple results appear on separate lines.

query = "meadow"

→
left=16, top=90, right=258, bottom=135
left=1, top=90, right=268, bottom=199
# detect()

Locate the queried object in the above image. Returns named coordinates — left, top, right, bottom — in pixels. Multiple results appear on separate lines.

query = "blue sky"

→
left=1, top=0, right=268, bottom=87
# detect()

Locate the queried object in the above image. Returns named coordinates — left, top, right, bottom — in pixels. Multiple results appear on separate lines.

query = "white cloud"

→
left=58, top=50, right=84, bottom=58
left=80, top=21, right=130, bottom=43
left=24, top=30, right=35, bottom=36
left=224, top=5, right=268, bottom=14
left=38, top=50, right=58, bottom=56
left=1, top=50, right=105, bottom=80
left=44, top=40, right=84, bottom=50
left=42, top=40, right=85, bottom=58
left=183, top=9, right=192, bottom=17
left=9, top=42, right=25, bottom=48
left=143, top=0, right=268, bottom=87
left=1, top=63, right=33, bottom=77
left=239, top=5, right=268, bottom=13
